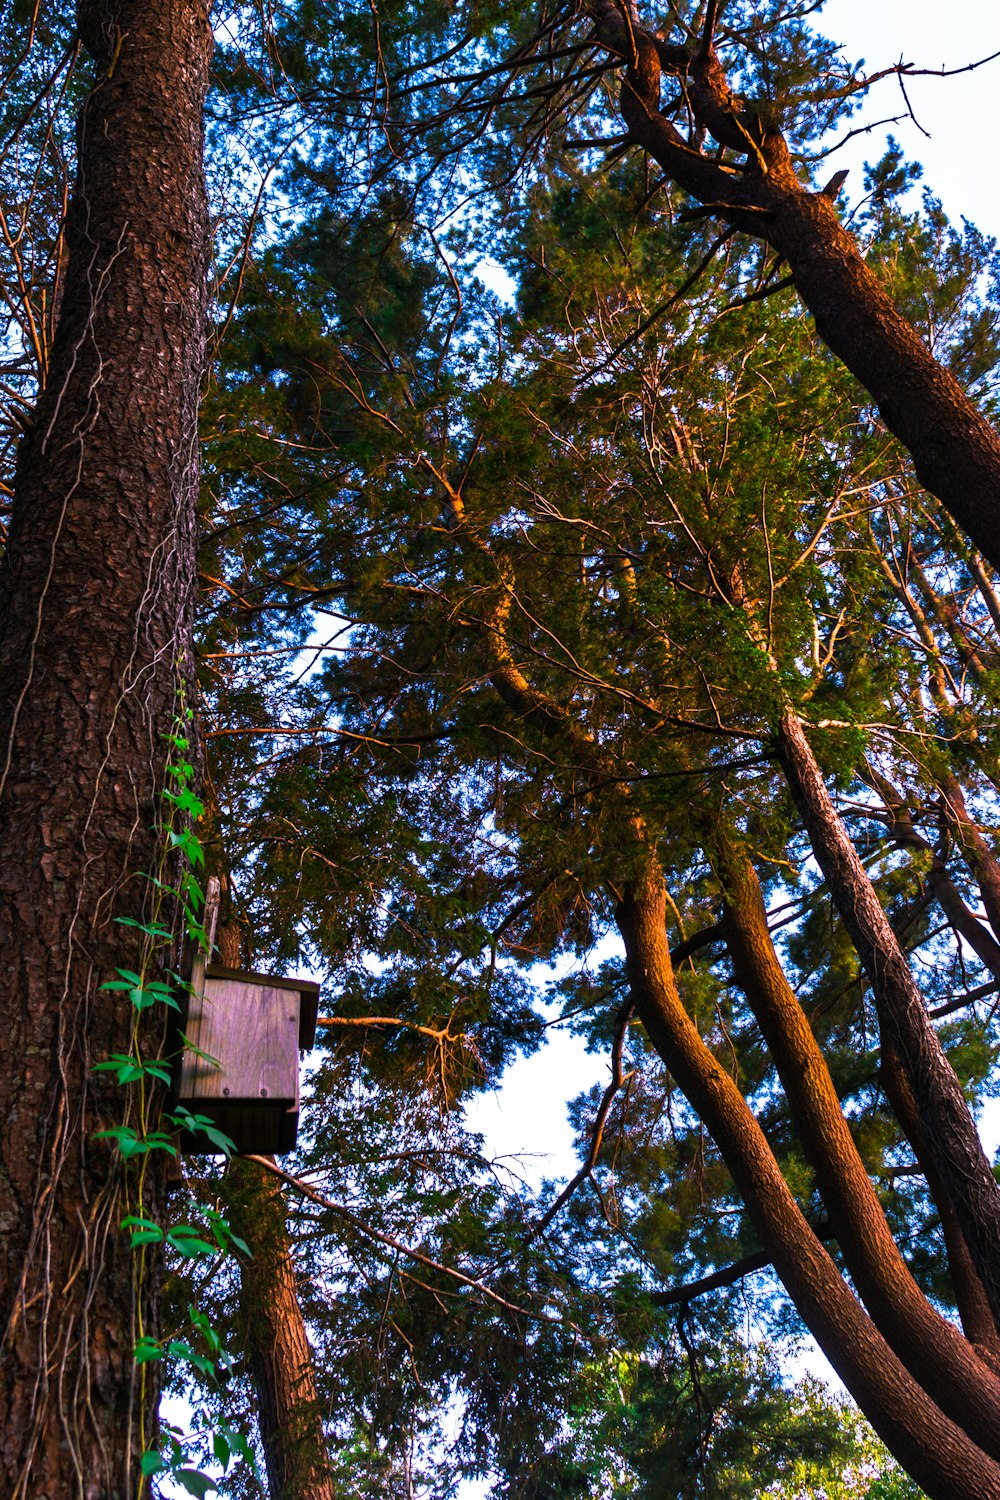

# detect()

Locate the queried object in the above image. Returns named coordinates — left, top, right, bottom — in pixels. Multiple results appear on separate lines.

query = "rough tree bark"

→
left=223, top=1159, right=338, bottom=1500
left=775, top=706, right=1000, bottom=1329
left=0, top=2, right=210, bottom=1494
left=471, top=582, right=1000, bottom=1490
left=712, top=825, right=1000, bottom=1428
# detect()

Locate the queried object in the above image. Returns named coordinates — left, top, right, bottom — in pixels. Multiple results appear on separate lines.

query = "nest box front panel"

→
left=182, top=974, right=301, bottom=1107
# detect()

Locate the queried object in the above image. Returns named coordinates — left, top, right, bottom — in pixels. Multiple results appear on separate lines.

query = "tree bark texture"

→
left=0, top=2, right=210, bottom=1495
left=594, top=10, right=1000, bottom=574
left=775, top=707, right=1000, bottom=1331
left=474, top=535, right=1000, bottom=1493
left=614, top=855, right=1000, bottom=1500
left=222, top=1158, right=338, bottom=1500
left=880, top=1039, right=1000, bottom=1368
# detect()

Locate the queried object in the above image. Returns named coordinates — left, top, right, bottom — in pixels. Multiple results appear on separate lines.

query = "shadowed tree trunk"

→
left=214, top=910, right=336, bottom=1500
left=713, top=824, right=1000, bottom=1421
left=880, top=1038, right=1000, bottom=1369
left=223, top=1158, right=338, bottom=1500
left=473, top=578, right=1000, bottom=1491
left=775, top=706, right=1000, bottom=1327
left=0, top=1, right=210, bottom=1494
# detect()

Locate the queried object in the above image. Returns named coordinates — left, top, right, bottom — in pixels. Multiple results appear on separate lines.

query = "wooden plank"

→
left=188, top=876, right=221, bottom=1015
left=204, top=964, right=319, bottom=1048
left=179, top=976, right=300, bottom=1106
left=204, top=963, right=319, bottom=998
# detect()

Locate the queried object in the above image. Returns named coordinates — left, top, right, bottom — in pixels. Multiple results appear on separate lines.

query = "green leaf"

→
left=100, top=968, right=144, bottom=991
left=169, top=1108, right=235, bottom=1157
left=167, top=1225, right=217, bottom=1258
left=94, top=1127, right=177, bottom=1160
left=212, top=1432, right=231, bottom=1472
left=169, top=828, right=206, bottom=867
left=115, top=916, right=172, bottom=938
left=163, top=785, right=206, bottom=818
left=219, top=1425, right=260, bottom=1477
left=121, top=1215, right=164, bottom=1247
left=92, top=1054, right=173, bottom=1085
left=173, top=1469, right=217, bottom=1499
left=166, top=1339, right=217, bottom=1377
left=140, top=1450, right=168, bottom=1477
left=134, top=1336, right=163, bottom=1365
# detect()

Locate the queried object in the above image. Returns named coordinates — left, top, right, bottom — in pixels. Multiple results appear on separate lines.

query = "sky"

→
left=818, top=0, right=999, bottom=235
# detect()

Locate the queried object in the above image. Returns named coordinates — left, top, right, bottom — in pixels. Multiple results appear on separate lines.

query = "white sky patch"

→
left=817, top=0, right=1000, bottom=236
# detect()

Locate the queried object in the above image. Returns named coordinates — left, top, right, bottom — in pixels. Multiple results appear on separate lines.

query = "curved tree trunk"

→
left=614, top=855, right=1000, bottom=1500
left=712, top=826, right=1000, bottom=1437
left=0, top=2, right=210, bottom=1494
left=585, top=4, right=1000, bottom=573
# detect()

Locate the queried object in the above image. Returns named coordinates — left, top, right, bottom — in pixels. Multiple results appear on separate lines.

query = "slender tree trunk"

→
left=863, top=765, right=1000, bottom=980
left=938, top=772, right=1000, bottom=941
left=712, top=825, right=1000, bottom=1442
left=223, top=1159, right=337, bottom=1500
left=0, top=3, right=210, bottom=1494
left=880, top=1039, right=1000, bottom=1368
left=614, top=854, right=1000, bottom=1500
left=471, top=551, right=1000, bottom=1493
left=775, top=707, right=1000, bottom=1328
left=968, top=551, right=1000, bottom=640
left=214, top=913, right=336, bottom=1500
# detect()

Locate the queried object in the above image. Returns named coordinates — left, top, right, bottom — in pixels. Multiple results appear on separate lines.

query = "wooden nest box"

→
left=177, top=944, right=320, bottom=1156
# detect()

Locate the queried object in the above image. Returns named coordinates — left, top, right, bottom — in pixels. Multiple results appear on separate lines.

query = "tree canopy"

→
left=3, top=3, right=1000, bottom=1498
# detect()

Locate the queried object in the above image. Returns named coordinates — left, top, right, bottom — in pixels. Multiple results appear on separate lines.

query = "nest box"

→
left=177, top=960, right=320, bottom=1156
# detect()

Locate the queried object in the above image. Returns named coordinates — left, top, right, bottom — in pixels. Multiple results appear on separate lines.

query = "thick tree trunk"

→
left=713, top=827, right=1000, bottom=1443
left=0, top=3, right=210, bottom=1495
left=614, top=856, right=1000, bottom=1500
left=775, top=707, right=1000, bottom=1329
left=471, top=559, right=1000, bottom=1492
left=214, top=914, right=336, bottom=1500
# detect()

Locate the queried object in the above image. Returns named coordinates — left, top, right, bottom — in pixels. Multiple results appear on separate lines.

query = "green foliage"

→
left=182, top=12, right=1000, bottom=1494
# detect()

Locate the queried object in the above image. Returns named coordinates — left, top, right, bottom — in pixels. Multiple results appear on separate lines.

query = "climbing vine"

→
left=94, top=703, right=259, bottom=1498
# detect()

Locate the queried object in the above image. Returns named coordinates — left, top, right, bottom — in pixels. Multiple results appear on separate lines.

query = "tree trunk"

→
left=0, top=2, right=210, bottom=1495
left=614, top=855, right=1000, bottom=1500
left=775, top=707, right=1000, bottom=1329
left=214, top=912, right=336, bottom=1500
left=597, top=10, right=1000, bottom=573
left=712, top=825, right=1000, bottom=1444
left=880, top=1039, right=1000, bottom=1368
left=938, top=772, right=1000, bottom=942
left=863, top=765, right=1000, bottom=981
left=223, top=1159, right=338, bottom=1500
